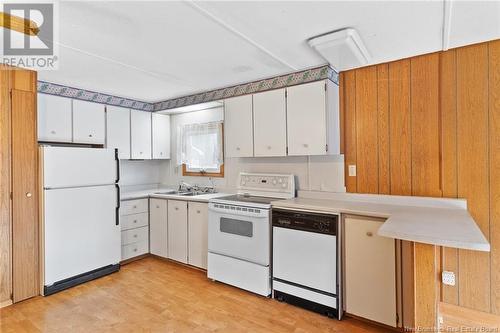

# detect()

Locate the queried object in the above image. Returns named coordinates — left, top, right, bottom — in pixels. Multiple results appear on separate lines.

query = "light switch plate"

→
left=442, top=271, right=456, bottom=286
left=348, top=165, right=357, bottom=177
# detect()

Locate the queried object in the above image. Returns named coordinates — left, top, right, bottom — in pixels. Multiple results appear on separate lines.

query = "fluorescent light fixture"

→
left=308, top=28, right=370, bottom=71
left=157, top=100, right=223, bottom=115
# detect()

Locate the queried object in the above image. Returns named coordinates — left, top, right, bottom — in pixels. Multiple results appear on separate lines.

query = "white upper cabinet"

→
left=37, top=94, right=72, bottom=143
left=106, top=106, right=130, bottom=159
left=224, top=95, right=254, bottom=158
left=152, top=113, right=170, bottom=159
left=253, top=88, right=287, bottom=157
left=72, top=100, right=105, bottom=144
left=130, top=110, right=152, bottom=159
left=286, top=80, right=340, bottom=156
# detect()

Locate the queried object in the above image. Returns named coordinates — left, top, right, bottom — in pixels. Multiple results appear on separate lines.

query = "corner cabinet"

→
left=253, top=88, right=287, bottom=157
left=286, top=80, right=340, bottom=156
left=72, top=100, right=105, bottom=144
left=150, top=198, right=168, bottom=258
left=224, top=94, right=254, bottom=158
left=152, top=113, right=170, bottom=159
left=106, top=106, right=131, bottom=159
left=130, top=110, right=152, bottom=159
left=344, top=215, right=398, bottom=327
left=37, top=93, right=72, bottom=143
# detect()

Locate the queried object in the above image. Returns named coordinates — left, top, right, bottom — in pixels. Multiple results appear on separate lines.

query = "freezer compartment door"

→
left=44, top=185, right=120, bottom=286
left=43, top=146, right=117, bottom=188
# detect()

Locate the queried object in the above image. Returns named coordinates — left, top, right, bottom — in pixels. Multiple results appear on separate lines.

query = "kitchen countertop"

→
left=120, top=185, right=230, bottom=203
left=271, top=194, right=490, bottom=252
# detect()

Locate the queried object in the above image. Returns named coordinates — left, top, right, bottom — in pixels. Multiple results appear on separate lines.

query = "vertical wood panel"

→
left=440, top=49, right=460, bottom=305
left=11, top=88, right=39, bottom=302
left=456, top=43, right=490, bottom=313
left=355, top=67, right=378, bottom=193
left=0, top=67, right=12, bottom=304
left=388, top=60, right=412, bottom=195
left=414, top=244, right=437, bottom=329
left=339, top=73, right=345, bottom=155
left=410, top=54, right=442, bottom=197
left=489, top=40, right=500, bottom=315
left=377, top=64, right=390, bottom=194
left=344, top=70, right=357, bottom=192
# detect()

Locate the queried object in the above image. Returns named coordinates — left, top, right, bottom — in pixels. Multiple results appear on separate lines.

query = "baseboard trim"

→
left=0, top=299, right=13, bottom=308
left=439, top=302, right=500, bottom=330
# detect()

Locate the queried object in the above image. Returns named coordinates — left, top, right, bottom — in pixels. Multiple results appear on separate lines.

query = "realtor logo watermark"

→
left=1, top=1, right=59, bottom=70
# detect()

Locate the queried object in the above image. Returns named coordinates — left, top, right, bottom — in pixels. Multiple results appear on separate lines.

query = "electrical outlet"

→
left=442, top=271, right=456, bottom=286
left=348, top=165, right=357, bottom=177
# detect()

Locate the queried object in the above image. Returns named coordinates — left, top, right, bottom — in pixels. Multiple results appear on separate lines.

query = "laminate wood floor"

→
left=0, top=257, right=388, bottom=333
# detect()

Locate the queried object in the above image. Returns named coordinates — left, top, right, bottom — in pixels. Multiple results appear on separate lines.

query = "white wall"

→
left=160, top=108, right=345, bottom=193
left=120, top=159, right=167, bottom=186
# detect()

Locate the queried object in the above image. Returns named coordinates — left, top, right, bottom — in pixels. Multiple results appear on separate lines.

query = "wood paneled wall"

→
left=341, top=40, right=500, bottom=316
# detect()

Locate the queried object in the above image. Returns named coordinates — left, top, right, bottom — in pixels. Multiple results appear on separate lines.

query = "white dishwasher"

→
left=272, top=209, right=342, bottom=319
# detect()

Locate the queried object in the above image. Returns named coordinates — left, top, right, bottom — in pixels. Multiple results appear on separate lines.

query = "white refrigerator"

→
left=41, top=146, right=121, bottom=295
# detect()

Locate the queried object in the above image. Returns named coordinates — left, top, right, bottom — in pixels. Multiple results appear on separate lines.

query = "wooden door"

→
left=253, top=88, right=287, bottom=157
left=150, top=198, right=168, bottom=258
left=106, top=106, right=131, bottom=159
left=72, top=100, right=105, bottom=144
left=188, top=202, right=208, bottom=269
left=286, top=80, right=327, bottom=156
left=167, top=200, right=188, bottom=263
left=11, top=89, right=39, bottom=302
left=224, top=95, right=254, bottom=157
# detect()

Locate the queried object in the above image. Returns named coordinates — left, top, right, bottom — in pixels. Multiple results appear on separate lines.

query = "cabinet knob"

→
left=156, top=205, right=160, bottom=209
left=197, top=210, right=201, bottom=214
left=26, top=192, right=32, bottom=198
left=50, top=130, right=56, bottom=134
left=303, top=143, right=309, bottom=148
left=133, top=248, right=137, bottom=252
left=366, top=231, right=373, bottom=237
left=133, top=234, right=138, bottom=238
left=140, top=152, right=143, bottom=154
left=88, top=134, right=93, bottom=137
left=133, top=205, right=137, bottom=209
left=133, top=220, right=137, bottom=223
left=160, top=152, right=163, bottom=155
left=175, top=207, right=179, bottom=211
left=236, top=147, right=240, bottom=151
left=267, top=146, right=272, bottom=150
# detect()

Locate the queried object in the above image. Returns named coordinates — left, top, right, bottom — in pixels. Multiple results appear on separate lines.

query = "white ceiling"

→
left=15, top=1, right=500, bottom=102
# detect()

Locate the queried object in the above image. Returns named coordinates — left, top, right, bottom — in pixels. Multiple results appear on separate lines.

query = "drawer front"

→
left=121, top=240, right=148, bottom=261
left=121, top=199, right=148, bottom=215
left=121, top=226, right=149, bottom=245
left=121, top=213, right=148, bottom=231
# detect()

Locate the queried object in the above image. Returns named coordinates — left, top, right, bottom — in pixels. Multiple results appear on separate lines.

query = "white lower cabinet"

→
left=168, top=200, right=188, bottom=263
left=344, top=215, right=397, bottom=327
left=120, top=198, right=149, bottom=261
left=150, top=198, right=168, bottom=258
left=188, top=202, right=208, bottom=269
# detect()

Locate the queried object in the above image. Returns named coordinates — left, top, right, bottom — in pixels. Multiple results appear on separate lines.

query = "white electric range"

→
left=207, top=172, right=295, bottom=296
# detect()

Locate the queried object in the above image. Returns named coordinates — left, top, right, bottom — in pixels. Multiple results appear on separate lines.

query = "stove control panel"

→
left=237, top=173, right=295, bottom=199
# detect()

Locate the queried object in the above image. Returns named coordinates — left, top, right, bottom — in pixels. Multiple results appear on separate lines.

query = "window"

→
left=177, top=121, right=224, bottom=177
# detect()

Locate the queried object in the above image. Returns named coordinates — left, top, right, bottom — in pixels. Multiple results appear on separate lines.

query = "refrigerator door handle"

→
left=115, top=148, right=120, bottom=183
left=115, top=184, right=120, bottom=226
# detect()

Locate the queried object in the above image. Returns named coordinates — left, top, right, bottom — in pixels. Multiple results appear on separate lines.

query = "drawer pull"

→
left=303, top=143, right=309, bottom=148
left=236, top=147, right=240, bottom=151
left=133, top=248, right=137, bottom=252
left=197, top=210, right=201, bottom=214
left=88, top=134, right=93, bottom=137
left=140, top=152, right=143, bottom=154
left=267, top=146, right=272, bottom=150
left=366, top=232, right=373, bottom=237
left=51, top=130, right=56, bottom=134
left=133, top=220, right=137, bottom=223
left=133, top=234, right=138, bottom=238
left=133, top=205, right=137, bottom=209
left=175, top=207, right=179, bottom=211
left=156, top=205, right=160, bottom=209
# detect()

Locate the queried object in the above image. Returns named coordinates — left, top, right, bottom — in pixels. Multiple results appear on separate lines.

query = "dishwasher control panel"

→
left=272, top=209, right=338, bottom=235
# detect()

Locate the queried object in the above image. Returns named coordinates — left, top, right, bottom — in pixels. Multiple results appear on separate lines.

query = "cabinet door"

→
left=37, top=93, right=72, bottom=142
left=188, top=202, right=208, bottom=269
left=106, top=106, right=130, bottom=159
left=253, top=88, right=287, bottom=157
left=152, top=113, right=170, bottom=159
left=130, top=110, right=152, bottom=159
left=224, top=95, right=254, bottom=157
left=167, top=200, right=188, bottom=263
left=286, top=80, right=327, bottom=155
left=344, top=216, right=397, bottom=327
left=72, top=100, right=105, bottom=144
left=150, top=199, right=168, bottom=258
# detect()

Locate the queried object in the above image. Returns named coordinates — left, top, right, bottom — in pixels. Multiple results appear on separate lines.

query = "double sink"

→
left=154, top=190, right=210, bottom=197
